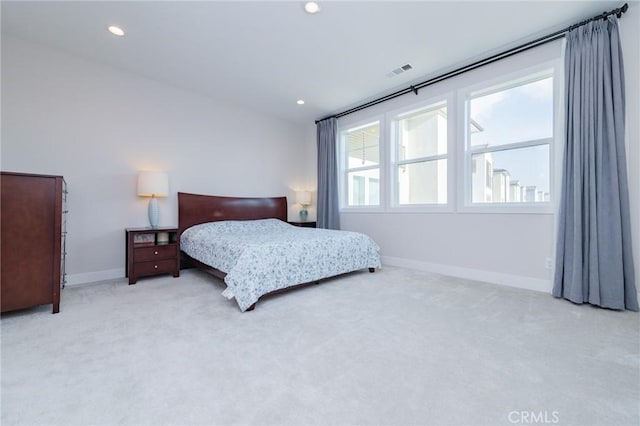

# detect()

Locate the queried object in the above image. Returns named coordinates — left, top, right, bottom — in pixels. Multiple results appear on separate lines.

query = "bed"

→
left=178, top=192, right=381, bottom=311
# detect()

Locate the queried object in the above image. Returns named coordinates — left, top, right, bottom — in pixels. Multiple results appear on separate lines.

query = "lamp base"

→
left=299, top=209, right=308, bottom=221
left=148, top=197, right=159, bottom=228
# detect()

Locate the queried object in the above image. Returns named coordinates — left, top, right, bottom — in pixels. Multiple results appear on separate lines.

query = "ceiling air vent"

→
left=386, top=63, right=413, bottom=78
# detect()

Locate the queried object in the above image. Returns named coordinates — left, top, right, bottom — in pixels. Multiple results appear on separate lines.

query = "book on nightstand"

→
left=133, top=233, right=155, bottom=245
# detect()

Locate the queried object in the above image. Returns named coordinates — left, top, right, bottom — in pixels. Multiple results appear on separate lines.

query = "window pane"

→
left=348, top=169, right=380, bottom=206
left=352, top=175, right=365, bottom=205
left=346, top=122, right=379, bottom=168
left=471, top=145, right=549, bottom=203
left=368, top=178, right=380, bottom=205
left=397, top=105, right=447, bottom=159
left=469, top=76, right=553, bottom=148
left=397, top=159, right=447, bottom=205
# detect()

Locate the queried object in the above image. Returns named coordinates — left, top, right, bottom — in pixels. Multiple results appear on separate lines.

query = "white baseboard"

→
left=63, top=261, right=634, bottom=299
left=381, top=256, right=552, bottom=294
left=65, top=268, right=125, bottom=286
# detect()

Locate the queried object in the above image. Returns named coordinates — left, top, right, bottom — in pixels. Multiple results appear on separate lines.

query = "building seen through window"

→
left=468, top=73, right=553, bottom=204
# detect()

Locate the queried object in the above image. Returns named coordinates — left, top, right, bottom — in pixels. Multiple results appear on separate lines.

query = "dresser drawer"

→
left=134, top=244, right=176, bottom=262
left=133, top=258, right=177, bottom=277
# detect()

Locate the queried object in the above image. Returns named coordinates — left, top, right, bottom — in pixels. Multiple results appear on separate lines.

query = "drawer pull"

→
left=154, top=265, right=158, bottom=269
left=154, top=251, right=158, bottom=255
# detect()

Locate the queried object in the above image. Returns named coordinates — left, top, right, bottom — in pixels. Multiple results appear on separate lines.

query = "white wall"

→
left=1, top=36, right=316, bottom=285
left=340, top=8, right=640, bottom=294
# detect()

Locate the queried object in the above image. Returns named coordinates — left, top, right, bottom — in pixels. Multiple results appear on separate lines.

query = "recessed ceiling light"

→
left=108, top=25, right=125, bottom=36
left=297, top=100, right=305, bottom=105
left=304, top=2, right=320, bottom=14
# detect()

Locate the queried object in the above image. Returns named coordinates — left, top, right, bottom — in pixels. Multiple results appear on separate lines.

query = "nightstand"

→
left=125, top=227, right=180, bottom=285
left=288, top=221, right=317, bottom=228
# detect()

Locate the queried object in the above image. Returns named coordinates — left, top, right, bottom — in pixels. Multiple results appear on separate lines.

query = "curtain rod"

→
left=315, top=2, right=629, bottom=124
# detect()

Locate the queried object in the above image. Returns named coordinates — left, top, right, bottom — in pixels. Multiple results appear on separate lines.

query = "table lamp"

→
left=296, top=190, right=311, bottom=221
left=137, top=171, right=168, bottom=228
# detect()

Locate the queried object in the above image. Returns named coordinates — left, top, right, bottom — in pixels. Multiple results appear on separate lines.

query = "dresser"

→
left=125, top=227, right=180, bottom=284
left=1, top=172, right=67, bottom=314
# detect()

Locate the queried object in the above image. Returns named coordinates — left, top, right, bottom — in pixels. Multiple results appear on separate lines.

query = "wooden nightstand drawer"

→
left=133, top=258, right=177, bottom=277
left=288, top=221, right=316, bottom=228
left=134, top=244, right=177, bottom=262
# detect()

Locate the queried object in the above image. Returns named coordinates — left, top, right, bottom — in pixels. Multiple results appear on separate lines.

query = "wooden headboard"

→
left=177, top=192, right=288, bottom=236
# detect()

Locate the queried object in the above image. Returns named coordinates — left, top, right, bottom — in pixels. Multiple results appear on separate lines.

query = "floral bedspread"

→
left=180, top=219, right=381, bottom=311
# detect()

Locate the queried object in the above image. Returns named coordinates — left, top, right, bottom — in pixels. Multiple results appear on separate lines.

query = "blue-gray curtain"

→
left=316, top=117, right=340, bottom=230
left=553, top=17, right=638, bottom=311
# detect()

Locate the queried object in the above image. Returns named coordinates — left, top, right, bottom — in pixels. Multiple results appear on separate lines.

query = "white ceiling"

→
left=1, top=1, right=626, bottom=125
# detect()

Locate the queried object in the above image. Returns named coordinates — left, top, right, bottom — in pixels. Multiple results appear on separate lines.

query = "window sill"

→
left=339, top=203, right=554, bottom=215
left=389, top=204, right=453, bottom=214
left=340, top=206, right=385, bottom=214
left=458, top=202, right=554, bottom=214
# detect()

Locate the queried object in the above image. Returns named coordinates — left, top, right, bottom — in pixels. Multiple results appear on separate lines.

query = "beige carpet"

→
left=1, top=266, right=638, bottom=426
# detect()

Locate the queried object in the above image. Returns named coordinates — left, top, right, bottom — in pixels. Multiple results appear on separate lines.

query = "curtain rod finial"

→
left=617, top=3, right=629, bottom=18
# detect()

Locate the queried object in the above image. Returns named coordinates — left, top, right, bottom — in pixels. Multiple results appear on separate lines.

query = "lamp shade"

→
left=296, top=191, right=311, bottom=205
left=137, top=171, right=169, bottom=197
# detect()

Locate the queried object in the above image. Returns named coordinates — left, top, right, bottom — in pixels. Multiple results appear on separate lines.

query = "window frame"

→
left=456, top=61, right=560, bottom=214
left=338, top=116, right=385, bottom=212
left=388, top=94, right=455, bottom=213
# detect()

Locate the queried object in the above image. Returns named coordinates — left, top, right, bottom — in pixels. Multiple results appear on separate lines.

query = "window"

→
left=341, top=121, right=380, bottom=207
left=337, top=60, right=558, bottom=214
left=392, top=101, right=447, bottom=205
left=465, top=71, right=553, bottom=205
